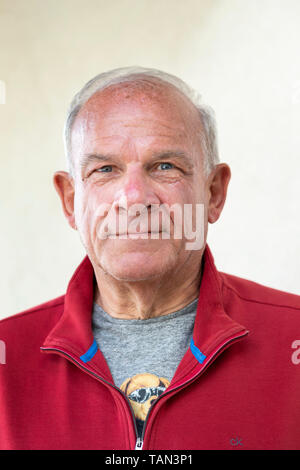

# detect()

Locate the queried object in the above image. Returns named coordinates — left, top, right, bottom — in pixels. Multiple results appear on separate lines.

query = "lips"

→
left=111, top=231, right=162, bottom=236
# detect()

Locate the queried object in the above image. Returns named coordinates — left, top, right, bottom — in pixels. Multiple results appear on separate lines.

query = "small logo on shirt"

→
left=230, top=436, right=243, bottom=447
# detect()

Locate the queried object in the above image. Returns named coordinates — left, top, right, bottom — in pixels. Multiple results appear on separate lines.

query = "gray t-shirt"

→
left=92, top=297, right=198, bottom=438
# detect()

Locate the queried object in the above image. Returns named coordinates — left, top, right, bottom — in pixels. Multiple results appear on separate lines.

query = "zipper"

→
left=41, top=329, right=248, bottom=450
left=40, top=346, right=140, bottom=449
left=134, top=437, right=143, bottom=450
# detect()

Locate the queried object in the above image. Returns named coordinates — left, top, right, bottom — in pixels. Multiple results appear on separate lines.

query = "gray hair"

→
left=63, top=66, right=219, bottom=176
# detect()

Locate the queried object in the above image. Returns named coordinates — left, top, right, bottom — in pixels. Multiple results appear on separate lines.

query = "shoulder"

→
left=0, top=295, right=65, bottom=338
left=219, top=271, right=300, bottom=313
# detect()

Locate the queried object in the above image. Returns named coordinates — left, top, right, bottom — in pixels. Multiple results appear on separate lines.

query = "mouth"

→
left=109, top=231, right=162, bottom=238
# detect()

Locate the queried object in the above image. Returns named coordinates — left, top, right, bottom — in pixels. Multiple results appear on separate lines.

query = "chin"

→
left=99, top=251, right=173, bottom=282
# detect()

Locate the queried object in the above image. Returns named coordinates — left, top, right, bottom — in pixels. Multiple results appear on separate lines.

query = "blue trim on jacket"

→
left=190, top=337, right=206, bottom=364
left=80, top=338, right=98, bottom=363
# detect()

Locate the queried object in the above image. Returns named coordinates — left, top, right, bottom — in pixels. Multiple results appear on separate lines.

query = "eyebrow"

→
left=80, top=150, right=194, bottom=172
left=80, top=153, right=116, bottom=171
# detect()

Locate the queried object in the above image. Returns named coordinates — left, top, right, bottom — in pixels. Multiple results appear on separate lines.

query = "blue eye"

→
left=158, top=162, right=174, bottom=170
left=97, top=165, right=113, bottom=173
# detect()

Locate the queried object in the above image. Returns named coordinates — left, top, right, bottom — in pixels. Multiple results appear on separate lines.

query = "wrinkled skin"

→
left=54, top=79, right=231, bottom=319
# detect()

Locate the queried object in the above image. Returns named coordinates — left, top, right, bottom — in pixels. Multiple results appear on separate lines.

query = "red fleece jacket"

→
left=0, top=244, right=299, bottom=450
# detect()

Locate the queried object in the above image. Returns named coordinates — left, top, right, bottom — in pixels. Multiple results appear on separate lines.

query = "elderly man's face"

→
left=56, top=80, right=227, bottom=281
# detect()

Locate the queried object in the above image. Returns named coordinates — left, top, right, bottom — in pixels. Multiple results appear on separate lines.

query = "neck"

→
left=93, top=251, right=204, bottom=320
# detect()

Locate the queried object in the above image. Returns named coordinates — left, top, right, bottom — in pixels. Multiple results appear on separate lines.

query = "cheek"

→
left=74, top=185, right=88, bottom=224
left=165, top=182, right=206, bottom=235
left=74, top=184, right=106, bottom=233
left=164, top=181, right=203, bottom=210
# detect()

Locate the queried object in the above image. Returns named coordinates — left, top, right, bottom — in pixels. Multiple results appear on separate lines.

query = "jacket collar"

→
left=193, top=243, right=247, bottom=356
left=41, top=243, right=248, bottom=382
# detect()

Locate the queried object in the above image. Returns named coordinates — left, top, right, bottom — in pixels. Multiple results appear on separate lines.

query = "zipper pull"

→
left=135, top=437, right=143, bottom=450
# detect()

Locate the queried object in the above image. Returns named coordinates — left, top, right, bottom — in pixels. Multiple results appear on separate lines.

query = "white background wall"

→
left=0, top=0, right=299, bottom=319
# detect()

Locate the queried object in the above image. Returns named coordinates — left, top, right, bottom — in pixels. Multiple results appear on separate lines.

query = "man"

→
left=0, top=67, right=299, bottom=450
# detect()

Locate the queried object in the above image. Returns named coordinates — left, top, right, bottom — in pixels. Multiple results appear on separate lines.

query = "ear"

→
left=207, top=163, right=231, bottom=224
left=53, top=171, right=77, bottom=230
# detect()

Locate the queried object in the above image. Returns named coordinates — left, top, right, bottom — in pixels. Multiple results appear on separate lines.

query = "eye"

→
left=157, top=162, right=175, bottom=171
left=96, top=165, right=113, bottom=173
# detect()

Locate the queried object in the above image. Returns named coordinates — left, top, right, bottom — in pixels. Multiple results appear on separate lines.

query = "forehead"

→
left=71, top=78, right=203, bottom=157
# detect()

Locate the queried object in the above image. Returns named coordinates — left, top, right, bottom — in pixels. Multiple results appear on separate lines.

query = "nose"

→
left=113, top=164, right=160, bottom=213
